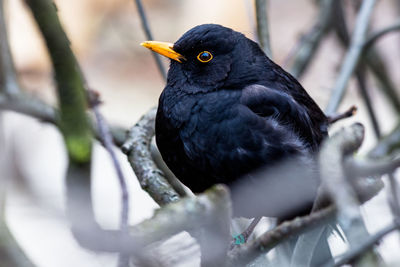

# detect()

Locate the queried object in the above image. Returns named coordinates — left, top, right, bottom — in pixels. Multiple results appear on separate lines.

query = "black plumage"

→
left=142, top=24, right=332, bottom=265
left=152, top=24, right=328, bottom=196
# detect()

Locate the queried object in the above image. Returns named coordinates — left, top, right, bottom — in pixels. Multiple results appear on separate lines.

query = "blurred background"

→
left=1, top=0, right=400, bottom=266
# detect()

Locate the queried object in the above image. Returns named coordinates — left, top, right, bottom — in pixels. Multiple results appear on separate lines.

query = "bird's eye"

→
left=197, top=51, right=213, bottom=63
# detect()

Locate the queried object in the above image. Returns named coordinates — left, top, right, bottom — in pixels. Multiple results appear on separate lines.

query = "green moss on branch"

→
left=25, top=0, right=92, bottom=163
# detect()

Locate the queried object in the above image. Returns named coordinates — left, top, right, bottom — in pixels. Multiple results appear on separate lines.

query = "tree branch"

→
left=286, top=0, right=334, bottom=78
left=329, top=220, right=400, bottom=267
left=228, top=206, right=336, bottom=266
left=369, top=123, right=400, bottom=158
left=363, top=20, right=400, bottom=51
left=122, top=107, right=180, bottom=206
left=91, top=98, right=130, bottom=267
left=25, top=0, right=92, bottom=163
left=325, top=0, right=377, bottom=115
left=255, top=0, right=272, bottom=58
left=133, top=0, right=167, bottom=80
left=345, top=156, right=400, bottom=178
left=0, top=94, right=57, bottom=122
left=319, top=123, right=366, bottom=236
left=332, top=1, right=400, bottom=114
left=327, top=105, right=357, bottom=124
left=0, top=0, right=20, bottom=95
left=332, top=1, right=381, bottom=138
left=319, top=123, right=383, bottom=266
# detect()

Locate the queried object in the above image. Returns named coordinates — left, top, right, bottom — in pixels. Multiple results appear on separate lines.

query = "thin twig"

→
left=328, top=220, right=400, bottom=267
left=133, top=0, right=167, bottom=80
left=369, top=123, right=400, bottom=158
left=0, top=94, right=57, bottom=122
left=0, top=93, right=127, bottom=147
left=0, top=0, right=20, bottom=95
left=333, top=1, right=400, bottom=114
left=355, top=66, right=381, bottom=138
left=227, top=206, right=336, bottom=266
left=387, top=173, right=400, bottom=218
left=332, top=1, right=381, bottom=138
left=325, top=0, right=377, bottom=115
left=363, top=20, right=400, bottom=51
left=286, top=0, right=334, bottom=78
left=327, top=105, right=357, bottom=124
left=255, top=0, right=272, bottom=58
left=93, top=107, right=130, bottom=229
left=92, top=101, right=130, bottom=267
left=368, top=123, right=400, bottom=220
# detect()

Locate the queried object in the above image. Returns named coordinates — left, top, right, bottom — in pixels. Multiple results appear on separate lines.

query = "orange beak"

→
left=141, top=41, right=185, bottom=63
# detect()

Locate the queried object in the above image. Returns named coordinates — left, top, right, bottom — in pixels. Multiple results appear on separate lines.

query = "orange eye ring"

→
left=197, top=51, right=213, bottom=63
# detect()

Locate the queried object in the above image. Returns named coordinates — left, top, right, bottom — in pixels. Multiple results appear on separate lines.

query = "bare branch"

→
left=0, top=0, right=20, bottom=95
left=286, top=0, right=334, bottom=78
left=325, top=0, right=377, bottom=115
left=387, top=173, right=400, bottom=218
left=25, top=0, right=92, bottom=163
left=363, top=20, right=400, bottom=51
left=93, top=104, right=129, bottom=231
left=319, top=123, right=365, bottom=237
left=345, top=156, right=400, bottom=178
left=255, top=0, right=272, bottom=58
left=369, top=123, right=400, bottom=158
left=320, top=123, right=383, bottom=266
left=330, top=220, right=400, bottom=267
left=368, top=123, right=400, bottom=218
left=332, top=1, right=381, bottom=138
left=91, top=99, right=130, bottom=267
left=133, top=0, right=167, bottom=80
left=228, top=206, right=336, bottom=266
left=122, top=107, right=180, bottom=206
left=333, top=1, right=400, bottom=114
left=327, top=105, right=357, bottom=124
left=0, top=94, right=57, bottom=123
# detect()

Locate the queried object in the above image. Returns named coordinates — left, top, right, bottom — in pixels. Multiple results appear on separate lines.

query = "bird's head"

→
left=141, top=24, right=267, bottom=92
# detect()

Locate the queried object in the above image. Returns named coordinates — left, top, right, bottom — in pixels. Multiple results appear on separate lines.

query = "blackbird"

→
left=142, top=24, right=328, bottom=196
left=142, top=24, right=332, bottom=265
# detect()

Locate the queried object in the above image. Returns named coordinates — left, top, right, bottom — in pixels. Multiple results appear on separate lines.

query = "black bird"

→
left=142, top=24, right=328, bottom=195
left=142, top=24, right=331, bottom=265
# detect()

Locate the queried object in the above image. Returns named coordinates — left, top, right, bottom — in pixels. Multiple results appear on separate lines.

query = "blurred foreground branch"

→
left=320, top=123, right=383, bottom=266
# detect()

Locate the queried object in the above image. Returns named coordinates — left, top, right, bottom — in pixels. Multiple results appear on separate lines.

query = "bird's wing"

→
left=240, top=84, right=320, bottom=150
